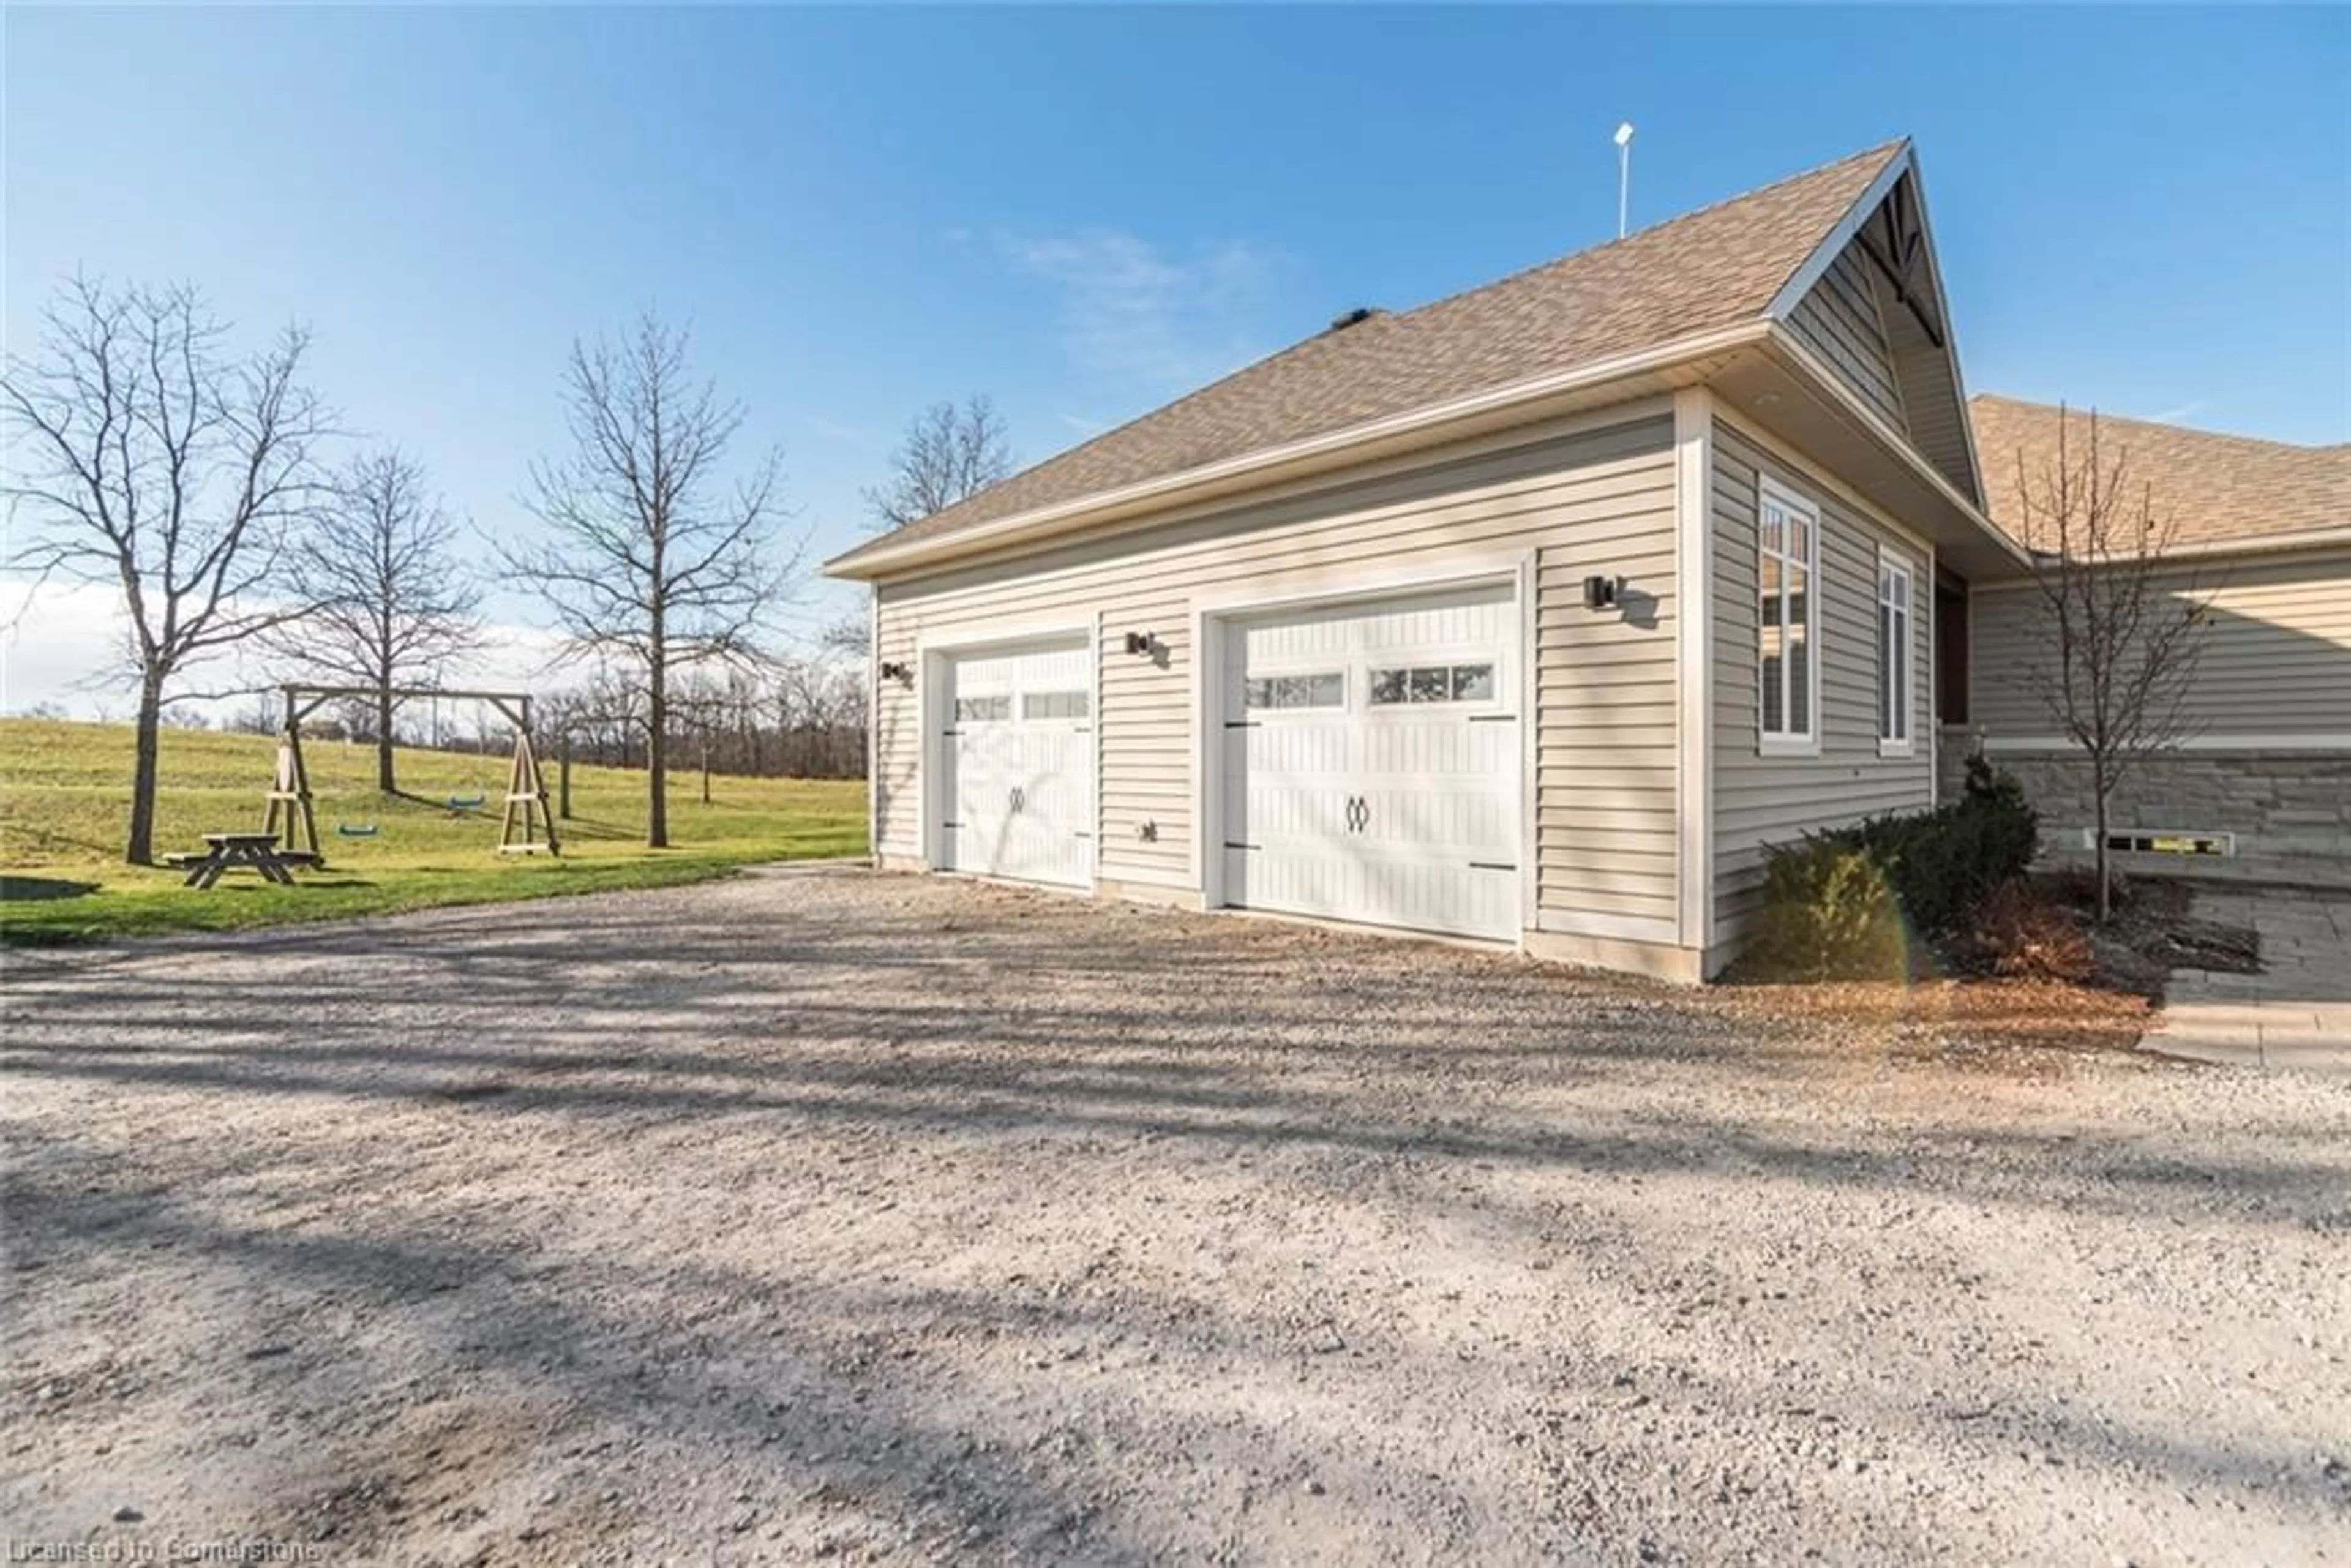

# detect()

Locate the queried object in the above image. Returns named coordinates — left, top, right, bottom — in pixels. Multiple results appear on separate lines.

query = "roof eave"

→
left=823, top=318, right=1775, bottom=582
left=1988, top=523, right=2351, bottom=566
left=1764, top=323, right=2032, bottom=575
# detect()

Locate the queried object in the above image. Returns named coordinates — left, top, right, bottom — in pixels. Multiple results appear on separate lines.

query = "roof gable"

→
left=1766, top=154, right=1981, bottom=501
left=829, top=140, right=1908, bottom=576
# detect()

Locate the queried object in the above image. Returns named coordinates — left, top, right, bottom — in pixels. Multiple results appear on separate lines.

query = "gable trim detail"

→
left=1761, top=144, right=1985, bottom=507
left=1763, top=144, right=1918, bottom=328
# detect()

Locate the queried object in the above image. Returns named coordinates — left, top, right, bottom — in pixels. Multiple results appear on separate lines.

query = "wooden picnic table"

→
left=168, top=832, right=320, bottom=890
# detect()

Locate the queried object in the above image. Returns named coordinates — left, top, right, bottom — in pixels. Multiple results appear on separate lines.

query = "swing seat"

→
left=335, top=822, right=380, bottom=839
left=446, top=792, right=487, bottom=810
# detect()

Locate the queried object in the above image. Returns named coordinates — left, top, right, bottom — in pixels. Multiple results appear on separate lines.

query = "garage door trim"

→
left=917, top=615, right=1099, bottom=891
left=1191, top=551, right=1536, bottom=945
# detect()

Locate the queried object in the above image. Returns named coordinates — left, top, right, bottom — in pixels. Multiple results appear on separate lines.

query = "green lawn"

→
left=0, top=718, right=868, bottom=944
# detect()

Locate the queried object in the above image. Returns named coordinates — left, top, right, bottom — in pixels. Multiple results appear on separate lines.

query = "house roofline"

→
left=822, top=318, right=1775, bottom=581
left=1968, top=523, right=2351, bottom=577
left=1762, top=140, right=1914, bottom=323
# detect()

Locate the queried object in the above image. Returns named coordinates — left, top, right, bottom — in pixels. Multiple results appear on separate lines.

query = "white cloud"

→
left=994, top=228, right=1286, bottom=397
left=1, top=580, right=135, bottom=716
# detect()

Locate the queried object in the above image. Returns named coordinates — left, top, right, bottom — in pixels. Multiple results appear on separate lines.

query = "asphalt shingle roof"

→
left=1969, top=395, right=2349, bottom=551
left=831, top=140, right=1907, bottom=571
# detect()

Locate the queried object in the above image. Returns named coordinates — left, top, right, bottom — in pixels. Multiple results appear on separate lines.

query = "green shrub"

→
left=1748, top=759, right=2041, bottom=978
left=1749, top=838, right=1908, bottom=979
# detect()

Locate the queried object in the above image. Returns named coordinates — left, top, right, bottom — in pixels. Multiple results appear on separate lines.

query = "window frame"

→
left=1875, top=545, right=1915, bottom=757
left=1755, top=476, right=1823, bottom=757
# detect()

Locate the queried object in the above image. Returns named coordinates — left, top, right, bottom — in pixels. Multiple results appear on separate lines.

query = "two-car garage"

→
left=928, top=579, right=1523, bottom=944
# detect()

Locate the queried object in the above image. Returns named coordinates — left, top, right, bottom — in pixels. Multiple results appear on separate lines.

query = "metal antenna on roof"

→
left=1614, top=122, right=1635, bottom=239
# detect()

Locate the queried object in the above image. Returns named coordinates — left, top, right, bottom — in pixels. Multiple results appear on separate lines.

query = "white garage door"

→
left=939, top=640, right=1093, bottom=888
left=1220, top=582, right=1521, bottom=942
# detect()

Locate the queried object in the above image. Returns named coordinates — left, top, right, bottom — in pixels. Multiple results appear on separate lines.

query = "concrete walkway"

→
left=2150, top=888, right=2351, bottom=1075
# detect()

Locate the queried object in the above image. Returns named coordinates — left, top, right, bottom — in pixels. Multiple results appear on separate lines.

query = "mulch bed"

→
left=1721, top=872, right=2262, bottom=1068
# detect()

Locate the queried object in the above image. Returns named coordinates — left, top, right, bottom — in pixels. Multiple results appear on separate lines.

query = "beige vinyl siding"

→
left=1785, top=244, right=1906, bottom=435
left=1970, top=547, right=2351, bottom=741
left=873, top=413, right=1680, bottom=923
left=1711, top=420, right=1935, bottom=941
left=1886, top=296, right=1977, bottom=497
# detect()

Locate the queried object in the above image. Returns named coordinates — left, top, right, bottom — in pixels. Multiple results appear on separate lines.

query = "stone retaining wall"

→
left=1940, top=727, right=2351, bottom=889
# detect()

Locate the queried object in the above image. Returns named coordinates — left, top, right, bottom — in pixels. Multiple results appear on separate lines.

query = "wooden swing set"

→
left=264, top=685, right=560, bottom=860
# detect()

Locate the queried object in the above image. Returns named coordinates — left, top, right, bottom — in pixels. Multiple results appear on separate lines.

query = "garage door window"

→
left=1370, top=662, right=1496, bottom=705
left=1244, top=673, right=1344, bottom=710
left=1023, top=689, right=1090, bottom=721
left=953, top=695, right=1010, bottom=723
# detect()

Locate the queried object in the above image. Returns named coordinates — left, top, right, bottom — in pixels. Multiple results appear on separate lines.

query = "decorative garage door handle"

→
left=1344, top=795, right=1370, bottom=834
left=1008, top=786, right=1026, bottom=814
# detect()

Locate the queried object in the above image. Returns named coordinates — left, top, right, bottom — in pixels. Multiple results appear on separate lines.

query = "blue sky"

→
left=6, top=4, right=2346, bottom=705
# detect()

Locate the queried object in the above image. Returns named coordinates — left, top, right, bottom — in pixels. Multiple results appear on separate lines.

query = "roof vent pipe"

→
left=1327, top=306, right=1383, bottom=332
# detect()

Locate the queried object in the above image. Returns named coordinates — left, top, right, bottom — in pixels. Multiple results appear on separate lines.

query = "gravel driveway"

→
left=5, top=866, right=2347, bottom=1565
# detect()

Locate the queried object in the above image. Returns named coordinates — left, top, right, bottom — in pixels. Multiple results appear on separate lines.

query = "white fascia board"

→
left=825, top=321, right=1772, bottom=582
left=1900, top=149, right=1988, bottom=503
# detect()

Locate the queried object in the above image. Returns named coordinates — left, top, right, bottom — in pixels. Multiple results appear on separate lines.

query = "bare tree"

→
left=262, top=448, right=481, bottom=793
left=817, top=394, right=1016, bottom=653
left=817, top=609, right=869, bottom=659
left=503, top=311, right=798, bottom=848
left=2006, top=407, right=2213, bottom=922
left=861, top=394, right=1013, bottom=533
left=3, top=275, right=328, bottom=863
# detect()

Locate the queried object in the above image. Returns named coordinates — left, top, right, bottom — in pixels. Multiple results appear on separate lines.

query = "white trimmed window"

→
left=1877, top=549, right=1914, bottom=754
left=1757, top=479, right=1819, bottom=752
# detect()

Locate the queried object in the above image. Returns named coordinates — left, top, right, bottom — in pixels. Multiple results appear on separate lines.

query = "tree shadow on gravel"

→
left=0, top=1161, right=1183, bottom=1562
left=6, top=885, right=2347, bottom=1239
left=7, top=871, right=2349, bottom=1559
left=7, top=1135, right=2342, bottom=1564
